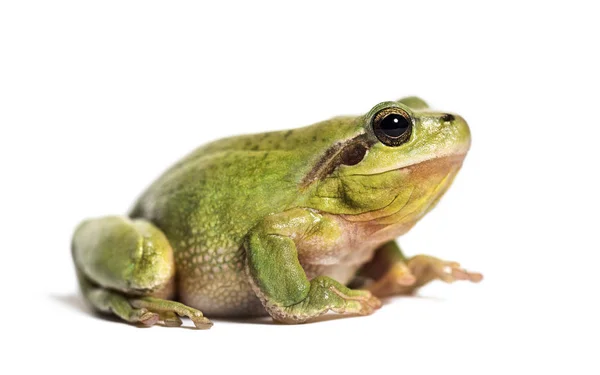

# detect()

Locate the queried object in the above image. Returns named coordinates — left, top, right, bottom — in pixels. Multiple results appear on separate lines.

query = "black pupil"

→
left=381, top=114, right=410, bottom=137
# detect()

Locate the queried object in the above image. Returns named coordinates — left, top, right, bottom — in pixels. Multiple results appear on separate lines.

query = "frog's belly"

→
left=178, top=271, right=266, bottom=317
left=302, top=263, right=362, bottom=285
left=175, top=249, right=364, bottom=318
left=175, top=245, right=266, bottom=317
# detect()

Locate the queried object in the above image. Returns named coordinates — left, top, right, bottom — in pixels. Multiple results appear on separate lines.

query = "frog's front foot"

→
left=363, top=262, right=418, bottom=298
left=359, top=241, right=483, bottom=297
left=409, top=255, right=483, bottom=286
left=270, top=276, right=382, bottom=324
left=365, top=256, right=483, bottom=297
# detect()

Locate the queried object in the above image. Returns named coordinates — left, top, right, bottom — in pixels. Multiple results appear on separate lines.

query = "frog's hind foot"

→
left=86, top=287, right=212, bottom=329
left=158, top=311, right=183, bottom=327
left=86, top=288, right=160, bottom=327
left=130, top=297, right=213, bottom=329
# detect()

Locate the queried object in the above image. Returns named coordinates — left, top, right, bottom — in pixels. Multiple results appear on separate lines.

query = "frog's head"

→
left=301, top=97, right=470, bottom=234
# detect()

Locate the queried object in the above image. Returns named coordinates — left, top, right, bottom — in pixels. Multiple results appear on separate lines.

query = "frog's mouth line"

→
left=347, top=152, right=467, bottom=177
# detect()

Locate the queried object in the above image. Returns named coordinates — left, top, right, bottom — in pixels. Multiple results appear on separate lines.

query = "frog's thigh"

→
left=73, top=216, right=175, bottom=296
left=72, top=216, right=212, bottom=329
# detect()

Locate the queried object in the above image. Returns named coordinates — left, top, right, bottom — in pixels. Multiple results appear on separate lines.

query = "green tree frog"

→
left=72, top=97, right=482, bottom=329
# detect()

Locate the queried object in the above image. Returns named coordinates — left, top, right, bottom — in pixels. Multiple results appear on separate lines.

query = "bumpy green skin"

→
left=72, top=97, right=473, bottom=326
left=130, top=115, right=359, bottom=315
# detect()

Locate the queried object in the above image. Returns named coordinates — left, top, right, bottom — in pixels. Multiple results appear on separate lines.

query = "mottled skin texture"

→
left=72, top=97, right=482, bottom=328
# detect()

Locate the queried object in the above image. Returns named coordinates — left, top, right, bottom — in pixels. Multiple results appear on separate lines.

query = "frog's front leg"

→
left=72, top=216, right=213, bottom=329
left=245, top=208, right=381, bottom=324
left=359, top=241, right=483, bottom=297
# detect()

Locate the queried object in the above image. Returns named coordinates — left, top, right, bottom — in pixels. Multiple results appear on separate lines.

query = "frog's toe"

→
left=354, top=292, right=383, bottom=315
left=438, top=261, right=484, bottom=283
left=330, top=286, right=382, bottom=316
left=138, top=310, right=161, bottom=327
left=191, top=316, right=214, bottom=329
left=130, top=297, right=213, bottom=330
left=159, top=311, right=183, bottom=327
left=405, top=255, right=483, bottom=286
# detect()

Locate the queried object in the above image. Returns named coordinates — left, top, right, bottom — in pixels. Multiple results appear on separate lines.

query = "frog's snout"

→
left=444, top=113, right=471, bottom=153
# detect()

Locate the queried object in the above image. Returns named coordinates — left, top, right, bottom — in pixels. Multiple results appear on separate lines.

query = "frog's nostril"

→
left=441, top=114, right=455, bottom=122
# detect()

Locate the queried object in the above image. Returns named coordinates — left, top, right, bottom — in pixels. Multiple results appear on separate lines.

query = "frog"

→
left=72, top=96, right=482, bottom=329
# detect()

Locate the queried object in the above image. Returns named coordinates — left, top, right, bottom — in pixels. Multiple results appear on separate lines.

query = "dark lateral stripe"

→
left=300, top=133, right=372, bottom=188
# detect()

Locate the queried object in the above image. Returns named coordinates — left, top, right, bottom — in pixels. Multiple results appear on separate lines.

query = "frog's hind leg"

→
left=72, top=216, right=213, bottom=329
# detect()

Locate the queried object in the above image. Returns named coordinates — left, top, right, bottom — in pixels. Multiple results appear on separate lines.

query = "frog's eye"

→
left=372, top=108, right=412, bottom=147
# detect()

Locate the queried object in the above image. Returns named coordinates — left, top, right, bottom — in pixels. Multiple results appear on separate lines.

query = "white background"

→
left=1, top=1, right=598, bottom=374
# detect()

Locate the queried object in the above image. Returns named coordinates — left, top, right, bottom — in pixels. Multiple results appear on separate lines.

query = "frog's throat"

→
left=340, top=153, right=466, bottom=225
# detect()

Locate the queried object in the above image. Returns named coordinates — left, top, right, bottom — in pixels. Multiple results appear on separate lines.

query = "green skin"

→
left=72, top=97, right=482, bottom=328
